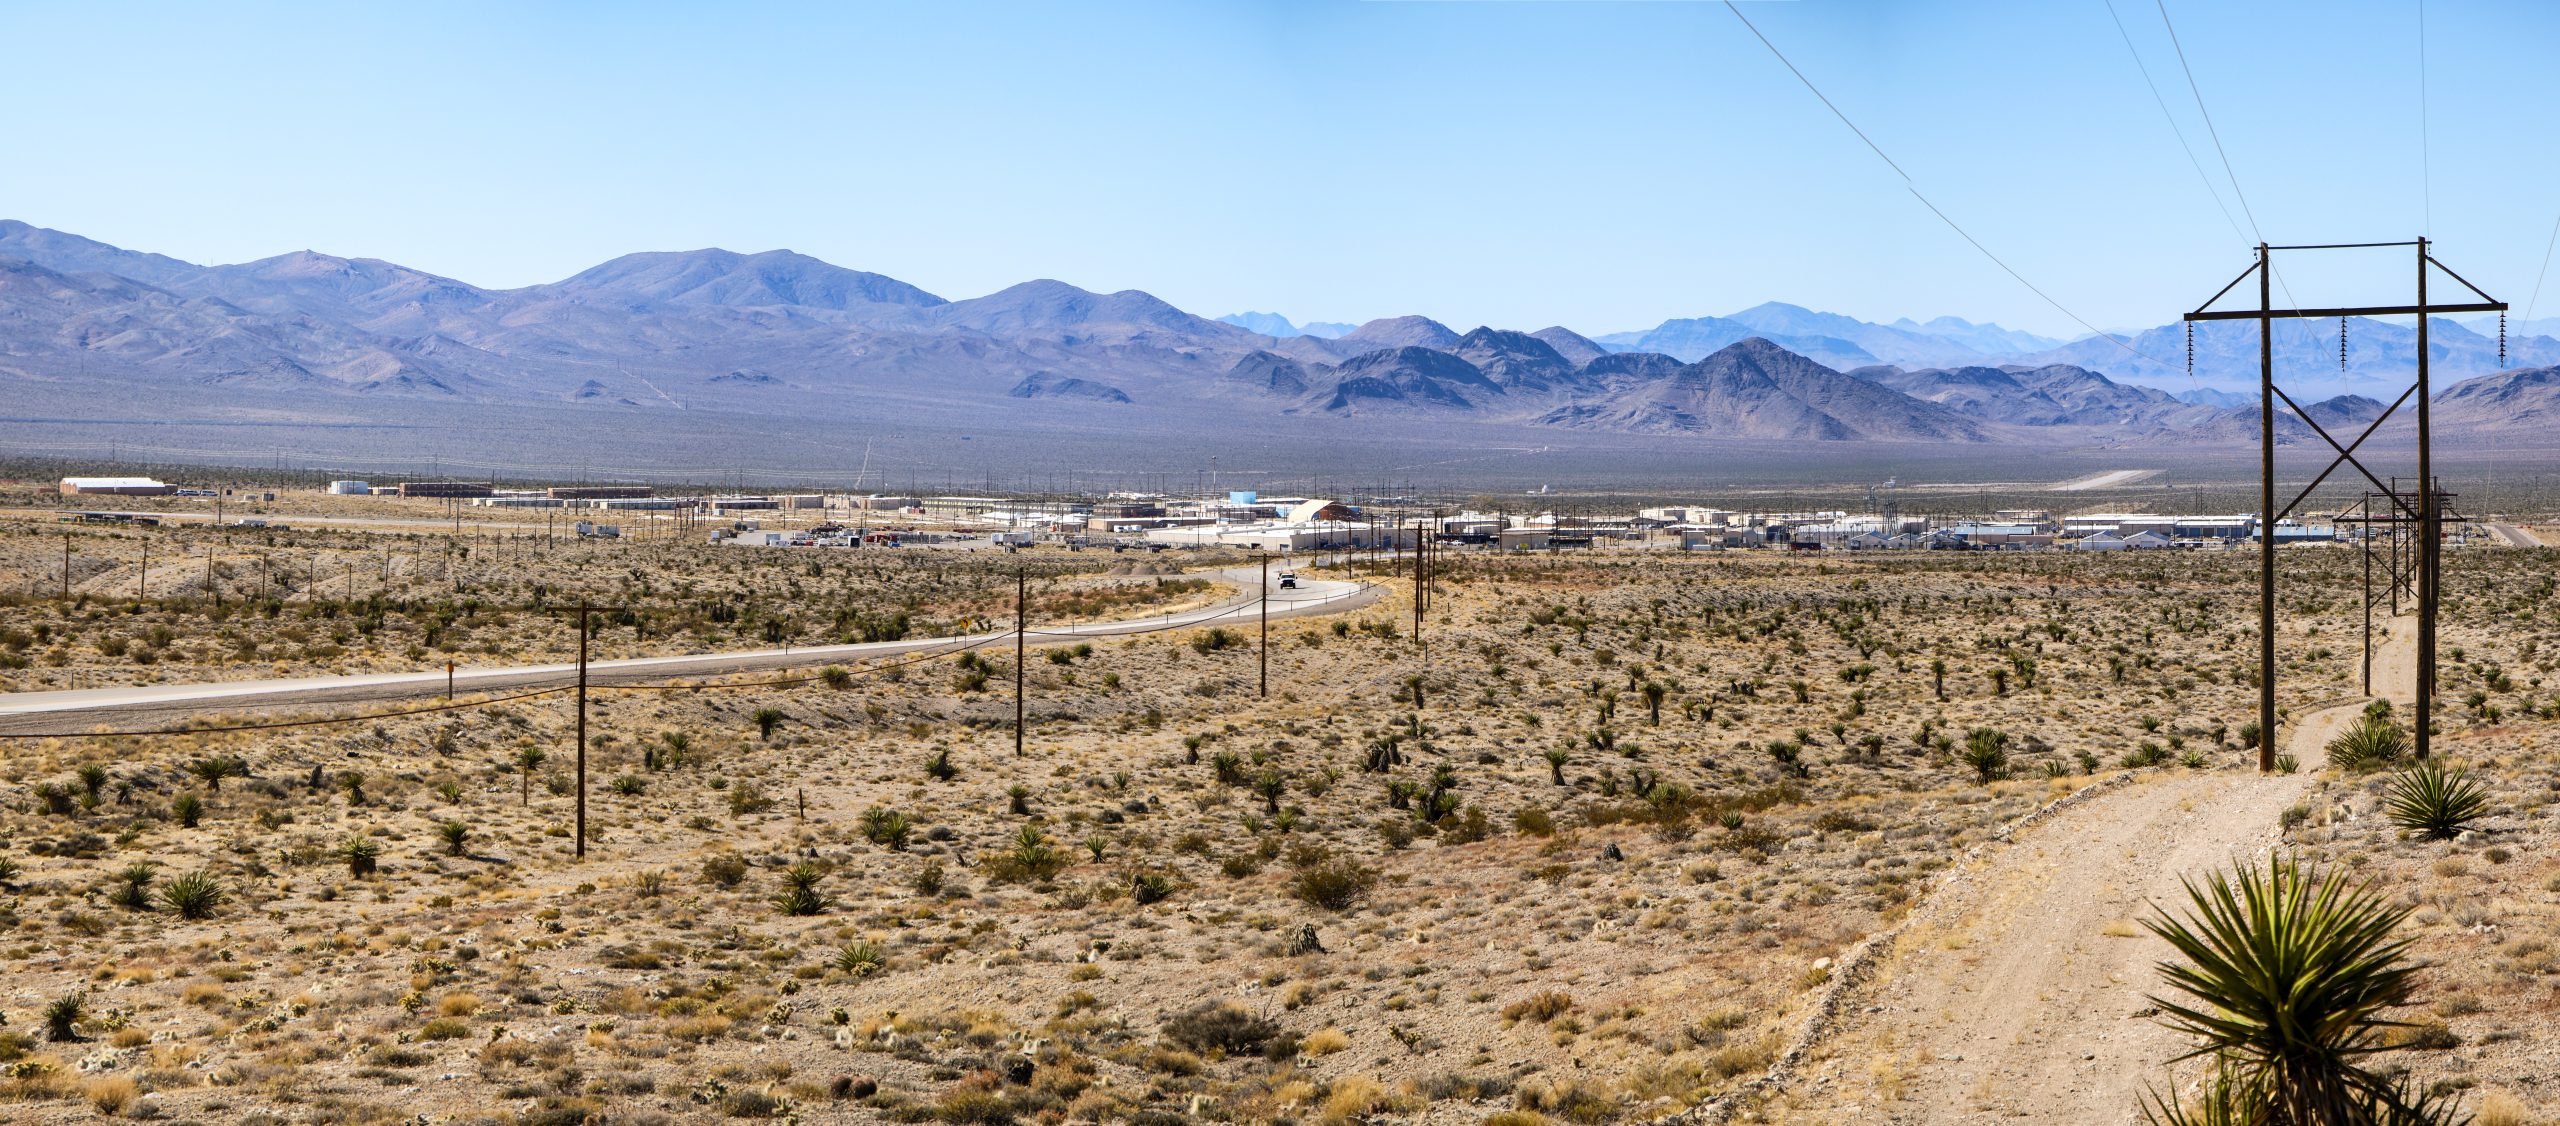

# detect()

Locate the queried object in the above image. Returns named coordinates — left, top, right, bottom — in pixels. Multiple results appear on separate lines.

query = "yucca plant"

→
left=44, top=991, right=85, bottom=1042
left=775, top=862, right=830, bottom=916
left=171, top=792, right=204, bottom=828
left=1961, top=728, right=2009, bottom=783
left=2324, top=716, right=2407, bottom=773
left=161, top=870, right=225, bottom=919
left=337, top=835, right=381, bottom=877
left=834, top=940, right=886, bottom=976
left=860, top=807, right=911, bottom=851
left=924, top=747, right=958, bottom=782
left=108, top=862, right=157, bottom=910
left=2140, top=857, right=2457, bottom=1125
left=2383, top=760, right=2489, bottom=840
left=436, top=820, right=471, bottom=857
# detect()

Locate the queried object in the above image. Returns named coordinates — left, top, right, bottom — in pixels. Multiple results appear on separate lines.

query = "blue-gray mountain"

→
left=1, top=219, right=2552, bottom=454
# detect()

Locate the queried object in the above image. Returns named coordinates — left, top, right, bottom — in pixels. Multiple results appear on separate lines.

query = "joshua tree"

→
left=1640, top=681, right=1668, bottom=726
left=1545, top=747, right=1570, bottom=786
left=515, top=745, right=546, bottom=805
left=1006, top=783, right=1033, bottom=816
left=338, top=836, right=381, bottom=877
left=1930, top=658, right=1948, bottom=701
left=187, top=756, right=246, bottom=793
left=752, top=707, right=787, bottom=741
left=437, top=820, right=471, bottom=856
left=1254, top=770, right=1286, bottom=814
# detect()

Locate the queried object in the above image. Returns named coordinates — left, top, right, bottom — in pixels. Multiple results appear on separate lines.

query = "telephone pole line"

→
left=1015, top=567, right=1027, bottom=756
left=562, top=603, right=616, bottom=859
left=1258, top=554, right=1270, bottom=698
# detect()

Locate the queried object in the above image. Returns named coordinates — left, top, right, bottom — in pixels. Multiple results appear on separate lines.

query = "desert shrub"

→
left=1162, top=1001, right=1278, bottom=1056
left=725, top=780, right=776, bottom=815
left=701, top=854, right=749, bottom=889
left=1502, top=992, right=1575, bottom=1024
left=984, top=826, right=1069, bottom=884
left=171, top=792, right=204, bottom=828
left=1291, top=860, right=1376, bottom=910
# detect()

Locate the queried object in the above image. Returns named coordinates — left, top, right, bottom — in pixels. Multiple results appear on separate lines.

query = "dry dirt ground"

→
left=1758, top=627, right=2417, bottom=1124
left=1, top=519, right=2556, bottom=1126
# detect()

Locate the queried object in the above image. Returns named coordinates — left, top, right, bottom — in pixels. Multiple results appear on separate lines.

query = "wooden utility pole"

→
left=1411, top=519, right=1424, bottom=646
left=1014, top=568, right=1027, bottom=756
left=573, top=605, right=594, bottom=858
left=2413, top=241, right=2438, bottom=758
left=62, top=533, right=71, bottom=600
left=2254, top=242, right=2276, bottom=774
left=138, top=538, right=148, bottom=601
left=1258, top=555, right=1269, bottom=698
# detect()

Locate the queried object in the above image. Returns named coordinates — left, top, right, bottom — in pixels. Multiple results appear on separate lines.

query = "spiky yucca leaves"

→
left=774, top=862, right=831, bottom=916
left=161, top=870, right=224, bottom=919
left=2141, top=857, right=2460, bottom=1125
left=2383, top=760, right=2490, bottom=840
left=2146, top=1057, right=2470, bottom=1126
left=2325, top=717, right=2408, bottom=773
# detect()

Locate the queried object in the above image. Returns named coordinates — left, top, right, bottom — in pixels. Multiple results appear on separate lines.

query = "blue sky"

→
left=3, top=0, right=2555, bottom=338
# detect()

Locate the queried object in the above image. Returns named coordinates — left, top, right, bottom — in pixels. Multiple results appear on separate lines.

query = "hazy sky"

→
left=4, top=0, right=2555, bottom=337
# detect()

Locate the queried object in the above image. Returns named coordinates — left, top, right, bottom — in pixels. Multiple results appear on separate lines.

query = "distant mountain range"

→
left=3, top=218, right=2555, bottom=475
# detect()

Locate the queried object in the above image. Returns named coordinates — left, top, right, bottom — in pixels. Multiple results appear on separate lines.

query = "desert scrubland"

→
left=1, top=515, right=2556, bottom=1125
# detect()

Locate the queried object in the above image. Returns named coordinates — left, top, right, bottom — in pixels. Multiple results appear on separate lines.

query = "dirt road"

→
left=1756, top=629, right=2417, bottom=1124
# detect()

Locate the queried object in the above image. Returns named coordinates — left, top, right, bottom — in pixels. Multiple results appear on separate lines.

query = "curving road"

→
left=0, top=566, right=1382, bottom=733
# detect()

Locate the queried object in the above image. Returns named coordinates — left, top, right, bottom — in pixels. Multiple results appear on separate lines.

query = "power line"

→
left=1719, top=0, right=2177, bottom=371
left=2417, top=0, right=2432, bottom=236
left=2525, top=208, right=2560, bottom=327
left=2101, top=0, right=2245, bottom=242
left=2152, top=0, right=2268, bottom=249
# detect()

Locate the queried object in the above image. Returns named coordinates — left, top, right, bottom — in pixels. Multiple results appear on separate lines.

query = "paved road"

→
left=0, top=567, right=1381, bottom=733
left=2484, top=522, right=2545, bottom=548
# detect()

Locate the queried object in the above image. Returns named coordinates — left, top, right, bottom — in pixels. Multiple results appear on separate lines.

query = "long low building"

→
left=1142, top=520, right=1417, bottom=552
left=61, top=476, right=176, bottom=496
